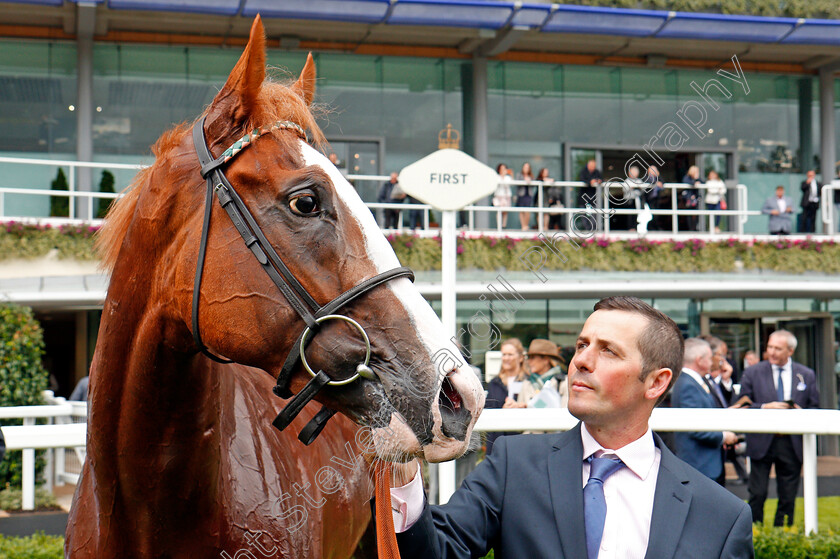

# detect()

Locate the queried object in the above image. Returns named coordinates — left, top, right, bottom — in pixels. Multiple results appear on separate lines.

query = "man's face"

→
left=807, top=171, right=815, bottom=181
left=695, top=346, right=713, bottom=376
left=776, top=188, right=785, bottom=198
left=568, top=310, right=663, bottom=429
left=766, top=334, right=793, bottom=367
left=587, top=160, right=596, bottom=171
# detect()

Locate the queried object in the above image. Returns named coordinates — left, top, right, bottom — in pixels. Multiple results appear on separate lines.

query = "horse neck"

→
left=88, top=238, right=225, bottom=524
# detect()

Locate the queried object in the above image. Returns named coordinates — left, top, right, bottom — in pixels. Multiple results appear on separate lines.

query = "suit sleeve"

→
left=739, top=369, right=763, bottom=409
left=396, top=435, right=509, bottom=558
left=806, top=370, right=820, bottom=410
left=719, top=503, right=755, bottom=558
left=760, top=198, right=774, bottom=215
left=674, top=383, right=724, bottom=447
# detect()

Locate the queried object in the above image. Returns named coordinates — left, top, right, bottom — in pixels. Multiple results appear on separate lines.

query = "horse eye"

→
left=290, top=194, right=319, bottom=216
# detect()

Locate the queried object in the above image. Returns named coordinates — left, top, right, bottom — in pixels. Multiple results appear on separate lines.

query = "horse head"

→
left=100, top=16, right=484, bottom=464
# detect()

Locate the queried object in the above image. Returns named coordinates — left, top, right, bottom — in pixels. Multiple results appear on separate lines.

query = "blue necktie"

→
left=776, top=365, right=785, bottom=401
left=584, top=455, right=625, bottom=559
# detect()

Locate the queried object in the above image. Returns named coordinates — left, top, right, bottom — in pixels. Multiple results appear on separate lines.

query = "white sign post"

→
left=399, top=148, right=497, bottom=504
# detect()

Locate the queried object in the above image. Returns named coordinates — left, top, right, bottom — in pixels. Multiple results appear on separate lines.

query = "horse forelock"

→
left=96, top=77, right=326, bottom=274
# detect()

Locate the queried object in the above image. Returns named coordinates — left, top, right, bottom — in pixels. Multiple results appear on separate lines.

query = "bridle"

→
left=191, top=115, right=414, bottom=445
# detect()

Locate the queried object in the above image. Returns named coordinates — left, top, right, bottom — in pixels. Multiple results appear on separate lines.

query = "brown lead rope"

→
left=374, top=461, right=401, bottom=559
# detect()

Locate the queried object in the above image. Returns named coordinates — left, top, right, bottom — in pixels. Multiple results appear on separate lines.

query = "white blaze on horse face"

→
left=299, top=142, right=483, bottom=455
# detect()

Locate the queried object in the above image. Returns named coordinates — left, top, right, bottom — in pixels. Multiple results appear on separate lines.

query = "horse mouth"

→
left=437, top=373, right=472, bottom=441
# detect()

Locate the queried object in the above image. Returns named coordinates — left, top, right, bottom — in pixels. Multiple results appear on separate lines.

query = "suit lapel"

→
left=548, top=423, right=587, bottom=559
left=644, top=437, right=692, bottom=559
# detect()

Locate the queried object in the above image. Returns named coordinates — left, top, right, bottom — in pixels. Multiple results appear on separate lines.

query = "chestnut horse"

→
left=65, top=17, right=483, bottom=558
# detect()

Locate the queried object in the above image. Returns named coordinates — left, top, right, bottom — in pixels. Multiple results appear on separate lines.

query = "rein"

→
left=191, top=115, right=414, bottom=445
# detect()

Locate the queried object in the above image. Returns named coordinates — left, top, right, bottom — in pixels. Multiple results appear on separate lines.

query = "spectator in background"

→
left=762, top=185, right=793, bottom=235
left=743, top=350, right=759, bottom=369
left=378, top=172, right=403, bottom=229
left=493, top=163, right=513, bottom=229
left=70, top=375, right=89, bottom=401
left=800, top=169, right=821, bottom=233
left=405, top=195, right=423, bottom=230
left=644, top=165, right=665, bottom=230
left=672, top=338, right=739, bottom=484
left=681, top=165, right=702, bottom=232
left=704, top=170, right=727, bottom=234
left=524, top=339, right=568, bottom=407
left=516, top=162, right=535, bottom=231
left=537, top=167, right=563, bottom=231
left=578, top=158, right=602, bottom=209
left=484, top=338, right=528, bottom=455
left=740, top=330, right=820, bottom=526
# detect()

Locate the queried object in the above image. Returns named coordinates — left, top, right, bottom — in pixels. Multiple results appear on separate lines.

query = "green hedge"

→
left=4, top=224, right=840, bottom=274
left=0, top=304, right=49, bottom=488
left=0, top=533, right=63, bottom=559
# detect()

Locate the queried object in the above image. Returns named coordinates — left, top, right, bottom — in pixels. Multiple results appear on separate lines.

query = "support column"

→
left=472, top=56, right=489, bottom=229
left=798, top=78, right=813, bottom=173
left=76, top=3, right=96, bottom=220
left=819, top=66, right=837, bottom=236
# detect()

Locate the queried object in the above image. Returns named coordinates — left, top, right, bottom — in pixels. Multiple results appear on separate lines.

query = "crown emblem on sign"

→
left=438, top=123, right=460, bottom=150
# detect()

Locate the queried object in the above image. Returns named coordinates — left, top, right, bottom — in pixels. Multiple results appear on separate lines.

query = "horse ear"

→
left=212, top=15, right=266, bottom=123
left=292, top=53, right=316, bottom=107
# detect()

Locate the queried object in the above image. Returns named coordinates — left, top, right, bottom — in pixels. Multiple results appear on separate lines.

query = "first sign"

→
left=398, top=149, right=498, bottom=211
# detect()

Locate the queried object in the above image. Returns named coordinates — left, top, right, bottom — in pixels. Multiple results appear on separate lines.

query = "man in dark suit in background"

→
left=671, top=338, right=738, bottom=485
left=740, top=329, right=820, bottom=526
left=799, top=169, right=821, bottom=233
left=386, top=297, right=753, bottom=558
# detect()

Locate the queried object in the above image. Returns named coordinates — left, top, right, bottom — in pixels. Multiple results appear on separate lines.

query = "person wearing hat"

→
left=517, top=339, right=568, bottom=408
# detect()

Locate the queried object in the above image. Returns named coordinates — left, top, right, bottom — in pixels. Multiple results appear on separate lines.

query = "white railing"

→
left=468, top=407, right=840, bottom=535
left=0, top=394, right=87, bottom=510
left=0, top=155, right=141, bottom=221
left=0, top=156, right=826, bottom=238
left=1, top=403, right=837, bottom=534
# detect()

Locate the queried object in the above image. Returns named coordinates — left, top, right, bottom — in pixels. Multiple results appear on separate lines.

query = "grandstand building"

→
left=1, top=0, right=839, bottom=442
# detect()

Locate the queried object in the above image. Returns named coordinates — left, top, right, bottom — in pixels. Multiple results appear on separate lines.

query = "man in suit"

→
left=740, top=330, right=820, bottom=527
left=799, top=170, right=821, bottom=233
left=671, top=338, right=738, bottom=485
left=761, top=185, right=794, bottom=235
left=386, top=297, right=753, bottom=558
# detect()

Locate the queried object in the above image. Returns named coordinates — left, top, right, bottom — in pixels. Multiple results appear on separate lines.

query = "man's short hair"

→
left=698, top=334, right=724, bottom=354
left=593, top=296, right=684, bottom=392
left=683, top=338, right=711, bottom=368
left=770, top=329, right=798, bottom=352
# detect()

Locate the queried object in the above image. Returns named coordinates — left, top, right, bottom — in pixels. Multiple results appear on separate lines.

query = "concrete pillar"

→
left=75, top=3, right=96, bottom=220
left=819, top=66, right=836, bottom=236
left=472, top=56, right=489, bottom=229
left=799, top=78, right=814, bottom=173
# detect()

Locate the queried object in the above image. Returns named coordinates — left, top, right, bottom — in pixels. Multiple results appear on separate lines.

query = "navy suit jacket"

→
left=670, top=371, right=725, bottom=480
left=397, top=423, right=753, bottom=558
left=739, top=360, right=820, bottom=462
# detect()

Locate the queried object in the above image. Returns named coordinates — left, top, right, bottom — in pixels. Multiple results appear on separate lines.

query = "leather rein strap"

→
left=190, top=116, right=414, bottom=444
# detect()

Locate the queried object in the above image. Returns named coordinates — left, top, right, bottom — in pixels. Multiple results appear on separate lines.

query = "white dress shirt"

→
left=777, top=197, right=787, bottom=213
left=772, top=358, right=793, bottom=401
left=581, top=424, right=660, bottom=559
left=391, top=424, right=661, bottom=559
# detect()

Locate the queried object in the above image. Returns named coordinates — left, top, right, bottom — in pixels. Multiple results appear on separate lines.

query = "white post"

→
left=803, top=433, right=818, bottom=534
left=439, top=209, right=458, bottom=504
left=22, top=417, right=35, bottom=511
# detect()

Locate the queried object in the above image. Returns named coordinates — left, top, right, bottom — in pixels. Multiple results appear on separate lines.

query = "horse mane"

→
left=97, top=78, right=326, bottom=273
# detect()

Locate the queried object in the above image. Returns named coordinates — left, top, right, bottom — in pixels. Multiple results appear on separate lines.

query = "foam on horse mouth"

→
left=438, top=373, right=471, bottom=441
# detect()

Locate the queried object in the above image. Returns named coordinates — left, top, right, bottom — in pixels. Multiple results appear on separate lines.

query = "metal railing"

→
left=0, top=156, right=832, bottom=238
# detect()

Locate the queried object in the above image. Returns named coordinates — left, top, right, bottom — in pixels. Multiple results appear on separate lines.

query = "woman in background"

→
left=484, top=338, right=529, bottom=455
left=493, top=163, right=512, bottom=229
left=516, top=162, right=535, bottom=230
left=704, top=169, right=727, bottom=233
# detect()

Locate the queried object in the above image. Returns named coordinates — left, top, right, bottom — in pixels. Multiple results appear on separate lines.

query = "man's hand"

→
left=770, top=209, right=780, bottom=216
left=761, top=401, right=792, bottom=409
left=390, top=459, right=420, bottom=488
left=723, top=431, right=739, bottom=446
